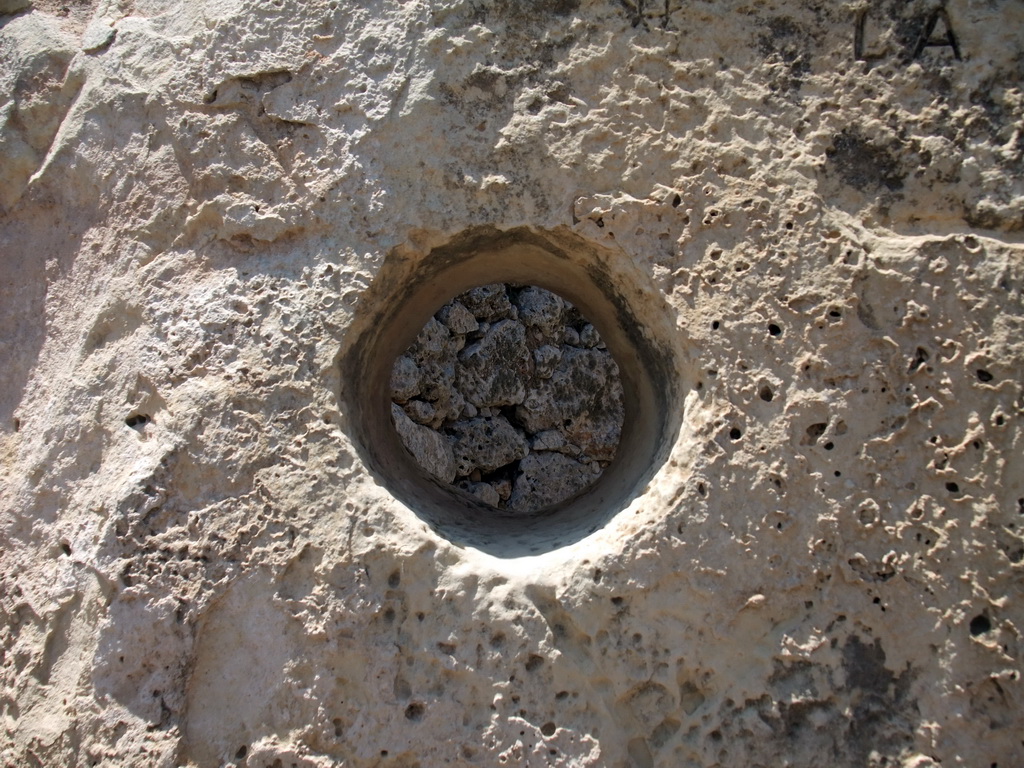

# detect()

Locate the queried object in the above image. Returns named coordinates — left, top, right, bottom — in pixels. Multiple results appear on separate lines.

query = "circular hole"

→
left=339, top=228, right=686, bottom=555
left=389, top=284, right=624, bottom=514
left=125, top=413, right=151, bottom=429
left=768, top=323, right=782, bottom=337
left=969, top=614, right=992, bottom=636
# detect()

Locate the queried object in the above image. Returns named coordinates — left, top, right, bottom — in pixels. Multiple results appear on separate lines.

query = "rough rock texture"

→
left=391, top=403, right=458, bottom=485
left=1, top=1, right=1024, bottom=767
left=391, top=284, right=623, bottom=512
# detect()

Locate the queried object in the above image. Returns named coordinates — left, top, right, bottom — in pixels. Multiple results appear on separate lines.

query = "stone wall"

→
left=1, top=0, right=1022, bottom=766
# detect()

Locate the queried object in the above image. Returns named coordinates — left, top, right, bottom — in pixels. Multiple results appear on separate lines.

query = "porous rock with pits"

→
left=391, top=283, right=624, bottom=512
left=391, top=403, right=457, bottom=483
left=456, top=317, right=531, bottom=408
left=515, top=345, right=624, bottom=462
left=401, top=315, right=465, bottom=428
left=447, top=415, right=528, bottom=477
left=507, top=451, right=601, bottom=513
left=2, top=2, right=1023, bottom=766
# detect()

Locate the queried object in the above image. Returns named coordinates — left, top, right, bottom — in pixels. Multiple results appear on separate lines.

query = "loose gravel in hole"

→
left=390, top=284, right=625, bottom=513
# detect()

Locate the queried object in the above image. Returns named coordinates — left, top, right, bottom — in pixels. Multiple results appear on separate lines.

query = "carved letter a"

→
left=911, top=7, right=962, bottom=61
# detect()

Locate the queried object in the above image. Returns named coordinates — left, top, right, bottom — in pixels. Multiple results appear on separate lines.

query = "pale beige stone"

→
left=1, top=0, right=1022, bottom=766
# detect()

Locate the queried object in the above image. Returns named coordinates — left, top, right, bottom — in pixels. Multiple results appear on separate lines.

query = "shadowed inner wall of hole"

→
left=390, top=283, right=625, bottom=514
left=338, top=227, right=687, bottom=555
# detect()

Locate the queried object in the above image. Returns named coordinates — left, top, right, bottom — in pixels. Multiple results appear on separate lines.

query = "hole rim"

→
left=338, top=227, right=688, bottom=557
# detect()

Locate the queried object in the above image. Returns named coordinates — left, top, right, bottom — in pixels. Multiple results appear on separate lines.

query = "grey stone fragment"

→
left=579, top=323, right=600, bottom=348
left=435, top=389, right=466, bottom=428
left=392, top=404, right=457, bottom=483
left=389, top=284, right=624, bottom=512
left=410, top=316, right=452, bottom=361
left=515, top=346, right=623, bottom=461
left=403, top=399, right=436, bottom=425
left=390, top=354, right=420, bottom=402
left=448, top=416, right=528, bottom=476
left=507, top=452, right=596, bottom=512
left=436, top=300, right=478, bottom=334
left=457, top=319, right=529, bottom=407
left=514, top=286, right=565, bottom=336
left=407, top=317, right=462, bottom=424
left=492, top=477, right=512, bottom=502
left=533, top=344, right=562, bottom=378
left=531, top=429, right=566, bottom=451
left=530, top=429, right=581, bottom=456
left=456, top=481, right=501, bottom=507
left=459, top=283, right=513, bottom=321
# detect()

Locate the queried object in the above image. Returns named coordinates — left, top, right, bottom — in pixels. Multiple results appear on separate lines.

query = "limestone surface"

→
left=1, top=0, right=1023, bottom=767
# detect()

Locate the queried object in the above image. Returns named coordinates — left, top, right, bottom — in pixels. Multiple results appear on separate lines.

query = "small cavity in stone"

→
left=390, top=284, right=624, bottom=514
